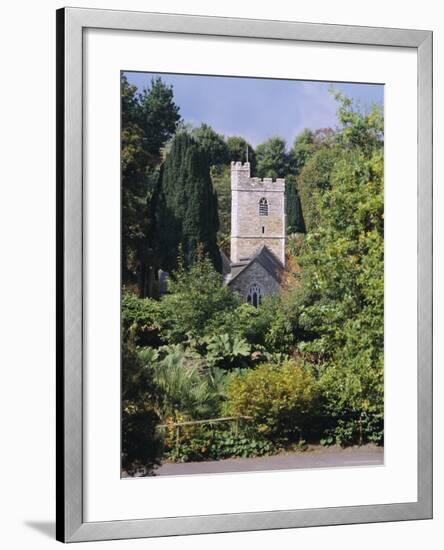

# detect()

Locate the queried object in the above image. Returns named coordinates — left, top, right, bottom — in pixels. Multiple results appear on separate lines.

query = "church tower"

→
left=230, top=161, right=286, bottom=266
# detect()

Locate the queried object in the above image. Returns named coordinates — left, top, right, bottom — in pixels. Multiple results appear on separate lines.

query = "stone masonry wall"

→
left=230, top=161, right=286, bottom=265
left=229, top=261, right=281, bottom=300
left=233, top=238, right=283, bottom=264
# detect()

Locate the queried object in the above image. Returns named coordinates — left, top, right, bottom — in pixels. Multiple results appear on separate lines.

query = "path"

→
left=152, top=444, right=383, bottom=476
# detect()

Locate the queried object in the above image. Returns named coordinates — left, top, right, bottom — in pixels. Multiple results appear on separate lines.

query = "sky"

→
left=124, top=71, right=383, bottom=147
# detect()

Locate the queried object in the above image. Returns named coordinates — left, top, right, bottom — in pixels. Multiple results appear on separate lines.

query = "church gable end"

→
left=228, top=256, right=281, bottom=304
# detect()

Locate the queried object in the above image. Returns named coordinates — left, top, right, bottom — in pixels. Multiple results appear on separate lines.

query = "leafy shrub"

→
left=204, top=333, right=251, bottom=369
left=209, top=432, right=275, bottom=459
left=224, top=360, right=320, bottom=443
left=138, top=346, right=225, bottom=421
left=318, top=358, right=384, bottom=446
left=157, top=255, right=240, bottom=343
left=121, top=343, right=163, bottom=475
left=122, top=290, right=162, bottom=347
left=319, top=412, right=384, bottom=447
left=163, top=423, right=275, bottom=462
left=212, top=296, right=297, bottom=356
left=122, top=403, right=163, bottom=475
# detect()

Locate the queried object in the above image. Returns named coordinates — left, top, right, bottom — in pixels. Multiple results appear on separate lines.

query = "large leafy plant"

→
left=224, top=360, right=320, bottom=443
left=204, top=333, right=251, bottom=369
left=138, top=346, right=225, bottom=422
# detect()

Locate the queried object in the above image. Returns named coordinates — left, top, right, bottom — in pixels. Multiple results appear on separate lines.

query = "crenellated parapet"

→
left=230, top=161, right=285, bottom=191
left=231, top=160, right=251, bottom=170
left=248, top=176, right=286, bottom=190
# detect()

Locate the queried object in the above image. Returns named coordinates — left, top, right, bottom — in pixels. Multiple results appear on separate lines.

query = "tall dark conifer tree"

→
left=157, top=133, right=221, bottom=273
left=285, top=177, right=306, bottom=234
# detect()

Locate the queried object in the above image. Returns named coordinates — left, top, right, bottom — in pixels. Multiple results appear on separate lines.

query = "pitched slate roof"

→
left=226, top=245, right=284, bottom=286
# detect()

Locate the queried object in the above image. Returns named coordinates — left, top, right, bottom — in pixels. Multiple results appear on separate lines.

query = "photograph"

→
left=120, top=71, right=385, bottom=477
left=0, top=0, right=437, bottom=546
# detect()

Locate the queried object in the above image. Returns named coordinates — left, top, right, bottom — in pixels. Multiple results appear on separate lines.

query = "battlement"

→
left=231, top=161, right=285, bottom=189
left=249, top=176, right=286, bottom=186
left=231, top=161, right=251, bottom=171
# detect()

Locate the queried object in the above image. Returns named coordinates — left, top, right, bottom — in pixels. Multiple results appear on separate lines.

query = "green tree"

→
left=121, top=75, right=180, bottom=296
left=210, top=165, right=231, bottom=248
left=121, top=75, right=149, bottom=288
left=157, top=254, right=239, bottom=343
left=289, top=128, right=315, bottom=176
left=192, top=123, right=230, bottom=166
left=295, top=95, right=384, bottom=444
left=333, top=92, right=383, bottom=153
left=289, top=128, right=334, bottom=177
left=297, top=146, right=338, bottom=233
left=255, top=137, right=289, bottom=178
left=285, top=175, right=306, bottom=234
left=157, top=133, right=222, bottom=272
left=138, top=77, right=181, bottom=164
left=226, top=135, right=256, bottom=172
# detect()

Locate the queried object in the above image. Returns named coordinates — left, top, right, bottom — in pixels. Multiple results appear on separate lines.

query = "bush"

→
left=204, top=333, right=251, bottom=370
left=319, top=412, right=384, bottom=447
left=121, top=343, right=163, bottom=475
left=163, top=421, right=275, bottom=462
left=212, top=296, right=297, bottom=356
left=139, top=346, right=225, bottom=421
left=318, top=357, right=384, bottom=446
left=157, top=255, right=239, bottom=343
left=224, top=360, right=320, bottom=443
left=122, top=290, right=162, bottom=347
left=122, top=404, right=163, bottom=475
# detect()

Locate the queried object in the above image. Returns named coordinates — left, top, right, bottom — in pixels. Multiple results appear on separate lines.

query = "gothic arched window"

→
left=247, top=284, right=262, bottom=308
left=259, top=197, right=268, bottom=216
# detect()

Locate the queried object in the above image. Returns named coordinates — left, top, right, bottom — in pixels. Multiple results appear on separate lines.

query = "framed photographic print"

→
left=56, top=7, right=433, bottom=543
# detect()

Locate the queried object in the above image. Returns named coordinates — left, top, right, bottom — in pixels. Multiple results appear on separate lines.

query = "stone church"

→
left=223, top=161, right=286, bottom=306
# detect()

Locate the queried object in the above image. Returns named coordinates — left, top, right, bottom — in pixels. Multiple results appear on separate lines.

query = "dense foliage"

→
left=210, top=165, right=232, bottom=248
left=255, top=137, right=289, bottom=178
left=121, top=343, right=163, bottom=475
left=296, top=95, right=384, bottom=444
left=285, top=175, right=306, bottom=234
left=121, top=79, right=385, bottom=473
left=192, top=123, right=230, bottom=166
left=163, top=422, right=275, bottom=463
left=226, top=135, right=256, bottom=172
left=121, top=75, right=180, bottom=296
left=224, top=361, right=320, bottom=442
left=157, top=133, right=221, bottom=272
left=155, top=254, right=238, bottom=342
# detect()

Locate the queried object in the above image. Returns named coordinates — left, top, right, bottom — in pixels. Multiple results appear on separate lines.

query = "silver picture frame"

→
left=56, top=6, right=433, bottom=543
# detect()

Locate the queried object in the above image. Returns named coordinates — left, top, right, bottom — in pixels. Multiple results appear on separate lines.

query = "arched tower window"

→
left=247, top=284, right=262, bottom=308
left=259, top=197, right=268, bottom=216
